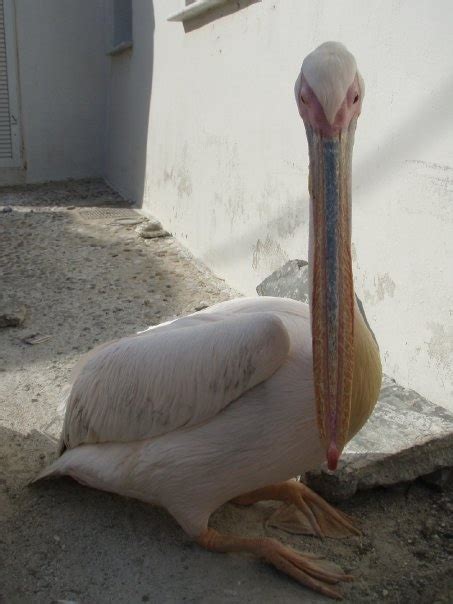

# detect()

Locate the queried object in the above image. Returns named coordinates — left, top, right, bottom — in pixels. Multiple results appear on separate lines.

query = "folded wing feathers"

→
left=61, top=313, right=290, bottom=451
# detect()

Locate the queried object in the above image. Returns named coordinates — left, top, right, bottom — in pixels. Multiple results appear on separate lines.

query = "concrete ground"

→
left=0, top=180, right=452, bottom=604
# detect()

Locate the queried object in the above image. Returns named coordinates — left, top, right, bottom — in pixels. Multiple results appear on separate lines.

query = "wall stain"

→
left=406, top=159, right=453, bottom=173
left=252, top=234, right=289, bottom=273
left=363, top=272, right=396, bottom=304
left=375, top=273, right=396, bottom=301
left=224, top=191, right=245, bottom=232
left=162, top=166, right=192, bottom=198
left=363, top=273, right=396, bottom=304
left=161, top=143, right=192, bottom=198
left=257, top=191, right=308, bottom=240
left=426, top=322, right=453, bottom=370
left=274, top=196, right=306, bottom=239
left=404, top=159, right=453, bottom=222
left=176, top=167, right=192, bottom=198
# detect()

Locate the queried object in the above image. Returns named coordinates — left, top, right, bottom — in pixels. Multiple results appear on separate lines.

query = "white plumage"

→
left=39, top=296, right=324, bottom=536
left=295, top=41, right=360, bottom=124
left=37, top=42, right=380, bottom=598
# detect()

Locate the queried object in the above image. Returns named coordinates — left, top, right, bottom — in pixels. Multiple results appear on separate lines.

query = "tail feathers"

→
left=56, top=386, right=72, bottom=455
left=57, top=385, right=71, bottom=415
left=31, top=458, right=64, bottom=484
left=57, top=433, right=67, bottom=456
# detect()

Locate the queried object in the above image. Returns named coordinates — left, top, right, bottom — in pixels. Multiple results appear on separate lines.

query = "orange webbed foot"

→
left=197, top=528, right=353, bottom=600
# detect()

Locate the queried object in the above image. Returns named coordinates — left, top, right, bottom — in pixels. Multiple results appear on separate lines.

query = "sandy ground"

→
left=0, top=180, right=452, bottom=604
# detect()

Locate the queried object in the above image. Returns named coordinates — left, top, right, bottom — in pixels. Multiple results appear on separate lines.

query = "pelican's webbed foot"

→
left=197, top=528, right=352, bottom=600
left=233, top=480, right=360, bottom=539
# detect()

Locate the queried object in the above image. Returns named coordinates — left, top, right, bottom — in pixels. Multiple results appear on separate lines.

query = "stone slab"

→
left=0, top=297, right=27, bottom=328
left=306, top=376, right=453, bottom=501
left=257, top=261, right=453, bottom=500
left=256, top=259, right=309, bottom=303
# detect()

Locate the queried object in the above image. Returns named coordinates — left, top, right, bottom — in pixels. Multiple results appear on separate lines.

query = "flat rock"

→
left=114, top=217, right=144, bottom=226
left=422, top=467, right=453, bottom=489
left=257, top=261, right=453, bottom=500
left=194, top=301, right=210, bottom=311
left=136, top=221, right=170, bottom=239
left=306, top=376, right=453, bottom=501
left=256, top=259, right=309, bottom=302
left=0, top=299, right=27, bottom=328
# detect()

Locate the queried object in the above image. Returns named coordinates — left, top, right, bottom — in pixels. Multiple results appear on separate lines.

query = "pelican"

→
left=37, top=42, right=382, bottom=599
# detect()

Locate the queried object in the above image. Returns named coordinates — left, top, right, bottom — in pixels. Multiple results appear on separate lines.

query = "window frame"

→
left=107, top=0, right=133, bottom=57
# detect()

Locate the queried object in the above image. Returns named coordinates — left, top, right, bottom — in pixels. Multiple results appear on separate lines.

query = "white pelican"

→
left=37, top=42, right=382, bottom=599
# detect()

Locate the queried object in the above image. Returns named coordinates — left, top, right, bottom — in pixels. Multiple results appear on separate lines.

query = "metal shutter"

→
left=0, top=0, right=12, bottom=161
left=0, top=0, right=20, bottom=167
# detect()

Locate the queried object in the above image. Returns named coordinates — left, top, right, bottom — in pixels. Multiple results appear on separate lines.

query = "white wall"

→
left=14, top=0, right=108, bottom=181
left=123, top=0, right=453, bottom=411
left=3, top=2, right=451, bottom=410
left=3, top=1, right=450, bottom=410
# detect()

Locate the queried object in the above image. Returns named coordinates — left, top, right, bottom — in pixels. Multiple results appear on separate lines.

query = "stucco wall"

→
left=109, top=1, right=453, bottom=412
left=14, top=0, right=108, bottom=182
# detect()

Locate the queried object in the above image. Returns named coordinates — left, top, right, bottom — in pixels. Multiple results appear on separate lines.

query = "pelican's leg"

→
left=232, top=481, right=360, bottom=538
left=197, top=528, right=352, bottom=600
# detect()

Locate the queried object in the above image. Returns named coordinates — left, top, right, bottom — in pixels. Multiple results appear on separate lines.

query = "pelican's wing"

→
left=60, top=312, right=290, bottom=451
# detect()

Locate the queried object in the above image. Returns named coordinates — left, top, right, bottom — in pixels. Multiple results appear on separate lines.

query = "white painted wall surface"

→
left=109, top=0, right=453, bottom=411
left=14, top=0, right=108, bottom=181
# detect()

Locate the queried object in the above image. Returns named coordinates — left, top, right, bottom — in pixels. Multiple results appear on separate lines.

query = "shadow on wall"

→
left=354, top=74, right=453, bottom=195
left=202, top=74, right=453, bottom=265
left=104, top=2, right=155, bottom=207
left=203, top=194, right=308, bottom=268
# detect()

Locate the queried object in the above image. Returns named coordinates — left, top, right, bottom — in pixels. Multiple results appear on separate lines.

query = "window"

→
left=108, top=0, right=132, bottom=55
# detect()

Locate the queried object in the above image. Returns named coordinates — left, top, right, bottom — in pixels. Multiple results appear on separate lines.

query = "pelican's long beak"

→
left=308, top=124, right=356, bottom=471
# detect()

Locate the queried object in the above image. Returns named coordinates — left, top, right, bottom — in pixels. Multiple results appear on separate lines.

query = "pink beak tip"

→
left=327, top=442, right=340, bottom=471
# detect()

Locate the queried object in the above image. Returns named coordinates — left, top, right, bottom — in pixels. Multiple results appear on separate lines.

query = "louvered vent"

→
left=0, top=0, right=12, bottom=160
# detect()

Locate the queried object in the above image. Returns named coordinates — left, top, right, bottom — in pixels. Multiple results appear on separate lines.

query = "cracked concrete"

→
left=1, top=181, right=452, bottom=603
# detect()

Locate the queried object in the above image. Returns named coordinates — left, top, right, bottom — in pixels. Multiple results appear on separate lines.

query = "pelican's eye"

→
left=353, top=94, right=359, bottom=104
left=301, top=96, right=307, bottom=105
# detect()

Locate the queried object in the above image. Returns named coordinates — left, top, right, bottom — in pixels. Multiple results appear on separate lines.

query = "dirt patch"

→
left=0, top=181, right=452, bottom=603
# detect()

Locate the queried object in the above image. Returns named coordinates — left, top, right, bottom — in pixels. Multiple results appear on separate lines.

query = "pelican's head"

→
left=295, top=41, right=364, bottom=138
left=295, top=43, right=363, bottom=470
